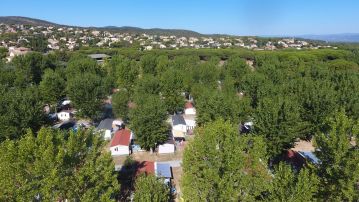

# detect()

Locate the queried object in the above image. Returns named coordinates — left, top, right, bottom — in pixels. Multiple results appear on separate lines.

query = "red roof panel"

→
left=110, top=129, right=131, bottom=147
left=185, top=102, right=194, bottom=109
left=136, top=161, right=155, bottom=176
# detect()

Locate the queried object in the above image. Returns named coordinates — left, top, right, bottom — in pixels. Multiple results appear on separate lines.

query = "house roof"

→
left=172, top=114, right=186, bottom=126
left=88, top=53, right=110, bottom=59
left=136, top=161, right=155, bottom=176
left=96, top=118, right=114, bottom=130
left=185, top=102, right=194, bottom=109
left=110, top=129, right=131, bottom=147
left=136, top=161, right=172, bottom=178
left=57, top=110, right=73, bottom=114
left=156, top=163, right=172, bottom=178
left=298, top=151, right=320, bottom=165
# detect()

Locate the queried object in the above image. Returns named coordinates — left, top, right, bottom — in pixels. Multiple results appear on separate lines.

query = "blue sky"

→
left=1, top=0, right=358, bottom=36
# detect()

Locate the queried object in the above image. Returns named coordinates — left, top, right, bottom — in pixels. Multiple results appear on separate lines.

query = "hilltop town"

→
left=0, top=22, right=337, bottom=62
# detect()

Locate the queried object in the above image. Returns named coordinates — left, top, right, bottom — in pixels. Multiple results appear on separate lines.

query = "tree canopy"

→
left=129, top=94, right=168, bottom=150
left=0, top=128, right=119, bottom=201
left=133, top=174, right=170, bottom=202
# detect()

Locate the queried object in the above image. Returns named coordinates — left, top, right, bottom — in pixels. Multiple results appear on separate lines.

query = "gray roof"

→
left=88, top=54, right=110, bottom=59
left=96, top=118, right=114, bottom=130
left=172, top=114, right=186, bottom=126
left=156, top=163, right=172, bottom=178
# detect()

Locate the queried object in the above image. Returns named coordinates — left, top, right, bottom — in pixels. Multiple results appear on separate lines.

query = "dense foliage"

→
left=0, top=128, right=119, bottom=201
left=1, top=47, right=359, bottom=200
left=182, top=119, right=270, bottom=201
left=133, top=174, right=170, bottom=202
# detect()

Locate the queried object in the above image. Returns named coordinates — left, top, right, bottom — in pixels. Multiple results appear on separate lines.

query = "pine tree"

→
left=269, top=163, right=319, bottom=202
left=315, top=110, right=359, bottom=201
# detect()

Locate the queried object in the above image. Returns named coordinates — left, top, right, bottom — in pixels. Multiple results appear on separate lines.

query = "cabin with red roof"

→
left=110, top=129, right=132, bottom=156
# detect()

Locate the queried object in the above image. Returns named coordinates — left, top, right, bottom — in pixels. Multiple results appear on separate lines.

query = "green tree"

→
left=39, top=68, right=66, bottom=105
left=109, top=55, right=138, bottom=91
left=269, top=163, right=319, bottom=202
left=133, top=174, right=170, bottom=202
left=0, top=47, right=7, bottom=60
left=241, top=72, right=276, bottom=108
left=0, top=128, right=119, bottom=201
left=67, top=73, right=106, bottom=119
left=0, top=86, right=45, bottom=141
left=29, top=35, right=48, bottom=52
left=160, top=69, right=185, bottom=113
left=112, top=90, right=129, bottom=121
left=195, top=89, right=242, bottom=125
left=332, top=72, right=359, bottom=119
left=66, top=55, right=100, bottom=77
left=156, top=55, right=170, bottom=75
left=182, top=119, right=271, bottom=201
left=133, top=74, right=161, bottom=99
left=12, top=52, right=46, bottom=85
left=297, top=78, right=338, bottom=135
left=224, top=56, right=251, bottom=90
left=129, top=95, right=167, bottom=150
left=315, top=111, right=359, bottom=201
left=140, top=54, right=157, bottom=75
left=254, top=97, right=308, bottom=158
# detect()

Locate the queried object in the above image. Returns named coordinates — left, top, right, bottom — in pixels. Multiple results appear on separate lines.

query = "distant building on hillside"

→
left=88, top=53, right=111, bottom=64
left=6, top=46, right=30, bottom=62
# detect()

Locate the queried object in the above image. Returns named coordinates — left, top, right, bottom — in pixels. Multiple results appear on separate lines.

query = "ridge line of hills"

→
left=1, top=16, right=359, bottom=42
left=0, top=16, right=209, bottom=37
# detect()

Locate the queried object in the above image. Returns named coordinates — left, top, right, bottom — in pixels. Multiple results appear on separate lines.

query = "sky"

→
left=1, top=0, right=359, bottom=36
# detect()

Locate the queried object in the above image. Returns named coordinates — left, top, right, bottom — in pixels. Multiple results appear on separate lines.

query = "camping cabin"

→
left=158, top=135, right=175, bottom=154
left=110, top=129, right=132, bottom=156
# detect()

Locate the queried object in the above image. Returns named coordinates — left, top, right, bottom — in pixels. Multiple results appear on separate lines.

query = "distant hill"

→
left=0, top=16, right=61, bottom=27
left=299, top=33, right=359, bottom=43
left=97, top=26, right=203, bottom=37
left=0, top=16, right=204, bottom=37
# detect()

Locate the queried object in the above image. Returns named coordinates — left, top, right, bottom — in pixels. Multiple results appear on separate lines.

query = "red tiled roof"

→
left=185, top=102, right=194, bottom=109
left=136, top=161, right=155, bottom=176
left=110, top=129, right=131, bottom=147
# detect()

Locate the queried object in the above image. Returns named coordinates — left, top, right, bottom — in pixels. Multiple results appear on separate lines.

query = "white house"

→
left=57, top=110, right=73, bottom=121
left=158, top=136, right=175, bottom=154
left=184, top=102, right=196, bottom=115
left=172, top=114, right=187, bottom=133
left=110, top=129, right=132, bottom=156
left=171, top=114, right=187, bottom=139
left=7, top=46, right=30, bottom=62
